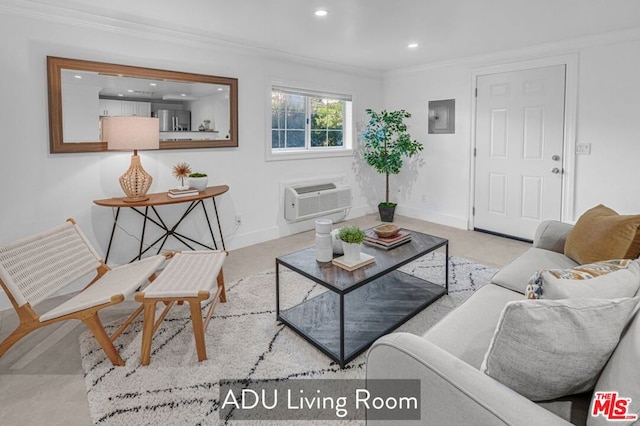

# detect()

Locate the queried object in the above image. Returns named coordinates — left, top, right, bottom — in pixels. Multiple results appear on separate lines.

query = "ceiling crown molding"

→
left=386, top=26, right=640, bottom=76
left=0, top=0, right=382, bottom=79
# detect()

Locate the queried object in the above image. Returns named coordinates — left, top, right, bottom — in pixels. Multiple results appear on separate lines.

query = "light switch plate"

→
left=576, top=143, right=591, bottom=155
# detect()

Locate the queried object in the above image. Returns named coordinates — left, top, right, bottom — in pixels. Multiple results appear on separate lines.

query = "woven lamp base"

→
left=119, top=154, right=153, bottom=203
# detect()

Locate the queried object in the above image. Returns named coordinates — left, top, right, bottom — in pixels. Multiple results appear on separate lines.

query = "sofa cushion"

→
left=564, top=205, right=640, bottom=265
left=525, top=259, right=640, bottom=300
left=491, top=248, right=578, bottom=294
left=588, top=307, right=640, bottom=425
left=480, top=297, right=639, bottom=402
left=423, top=284, right=522, bottom=369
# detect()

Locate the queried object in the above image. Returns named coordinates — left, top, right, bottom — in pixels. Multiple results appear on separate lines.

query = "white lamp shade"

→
left=104, top=117, right=159, bottom=151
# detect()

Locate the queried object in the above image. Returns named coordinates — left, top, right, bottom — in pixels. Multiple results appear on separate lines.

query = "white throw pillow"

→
left=525, top=259, right=640, bottom=300
left=480, top=297, right=640, bottom=401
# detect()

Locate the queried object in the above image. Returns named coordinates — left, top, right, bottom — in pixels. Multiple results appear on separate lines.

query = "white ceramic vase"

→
left=341, top=242, right=362, bottom=263
left=315, top=219, right=333, bottom=262
left=188, top=176, right=208, bottom=191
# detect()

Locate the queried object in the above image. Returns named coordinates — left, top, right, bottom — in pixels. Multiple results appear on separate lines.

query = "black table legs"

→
left=104, top=199, right=226, bottom=264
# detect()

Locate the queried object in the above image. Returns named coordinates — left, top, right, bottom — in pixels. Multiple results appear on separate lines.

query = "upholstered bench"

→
left=135, top=250, right=227, bottom=366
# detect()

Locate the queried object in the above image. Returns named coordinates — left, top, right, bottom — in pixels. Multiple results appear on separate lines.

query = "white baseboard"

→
left=225, top=226, right=280, bottom=250
left=395, top=205, right=469, bottom=230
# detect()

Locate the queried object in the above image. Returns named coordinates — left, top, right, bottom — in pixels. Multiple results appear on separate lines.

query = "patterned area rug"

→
left=80, top=254, right=496, bottom=425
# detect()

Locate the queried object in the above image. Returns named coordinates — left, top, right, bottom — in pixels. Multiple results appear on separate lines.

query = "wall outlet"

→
left=235, top=215, right=242, bottom=226
left=576, top=142, right=591, bottom=155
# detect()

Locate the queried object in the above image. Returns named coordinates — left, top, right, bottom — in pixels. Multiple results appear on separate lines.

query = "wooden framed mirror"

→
left=47, top=56, right=238, bottom=153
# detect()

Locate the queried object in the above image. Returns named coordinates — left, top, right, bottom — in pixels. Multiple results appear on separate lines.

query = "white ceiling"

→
left=24, top=0, right=640, bottom=71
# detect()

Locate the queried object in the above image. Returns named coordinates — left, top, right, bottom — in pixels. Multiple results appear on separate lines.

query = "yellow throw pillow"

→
left=565, top=205, right=640, bottom=264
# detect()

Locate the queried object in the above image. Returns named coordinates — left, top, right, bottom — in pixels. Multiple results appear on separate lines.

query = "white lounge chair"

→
left=0, top=218, right=171, bottom=366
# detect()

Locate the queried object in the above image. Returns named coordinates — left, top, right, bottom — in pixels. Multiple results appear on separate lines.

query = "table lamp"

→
left=104, top=116, right=160, bottom=202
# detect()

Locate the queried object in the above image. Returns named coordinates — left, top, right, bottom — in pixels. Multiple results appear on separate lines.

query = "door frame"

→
left=468, top=54, right=579, bottom=231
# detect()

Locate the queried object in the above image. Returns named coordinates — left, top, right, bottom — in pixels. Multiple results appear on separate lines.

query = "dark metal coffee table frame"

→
left=275, top=230, right=448, bottom=368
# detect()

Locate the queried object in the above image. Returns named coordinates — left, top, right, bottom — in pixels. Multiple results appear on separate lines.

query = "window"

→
left=271, top=86, right=352, bottom=154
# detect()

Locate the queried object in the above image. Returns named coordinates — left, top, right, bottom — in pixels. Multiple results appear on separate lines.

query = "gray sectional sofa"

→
left=366, top=221, right=640, bottom=426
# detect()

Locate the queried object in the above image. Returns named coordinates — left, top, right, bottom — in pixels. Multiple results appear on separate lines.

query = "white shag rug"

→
left=80, top=254, right=497, bottom=425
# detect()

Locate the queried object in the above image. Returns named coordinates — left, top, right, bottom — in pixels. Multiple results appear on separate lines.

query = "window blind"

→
left=272, top=86, right=352, bottom=102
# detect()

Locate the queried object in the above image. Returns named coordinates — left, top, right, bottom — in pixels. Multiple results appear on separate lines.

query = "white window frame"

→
left=266, top=83, right=354, bottom=162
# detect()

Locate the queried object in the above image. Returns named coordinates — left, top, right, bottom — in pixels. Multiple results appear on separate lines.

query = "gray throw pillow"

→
left=525, top=259, right=640, bottom=300
left=480, top=297, right=640, bottom=401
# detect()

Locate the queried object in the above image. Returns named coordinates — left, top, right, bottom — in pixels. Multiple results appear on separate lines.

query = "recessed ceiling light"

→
left=149, top=83, right=157, bottom=87
left=408, top=43, right=419, bottom=49
left=117, top=94, right=124, bottom=97
left=314, top=9, right=328, bottom=17
left=181, top=93, right=187, bottom=97
left=73, top=75, right=82, bottom=79
left=127, top=89, right=134, bottom=93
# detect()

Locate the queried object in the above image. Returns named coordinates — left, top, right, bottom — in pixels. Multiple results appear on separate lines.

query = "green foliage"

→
left=337, top=226, right=366, bottom=244
left=361, top=109, right=423, bottom=203
left=189, top=172, right=207, bottom=178
left=311, top=98, right=343, bottom=130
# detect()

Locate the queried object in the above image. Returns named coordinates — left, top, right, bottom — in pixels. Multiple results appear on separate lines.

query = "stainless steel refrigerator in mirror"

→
left=155, top=109, right=191, bottom=131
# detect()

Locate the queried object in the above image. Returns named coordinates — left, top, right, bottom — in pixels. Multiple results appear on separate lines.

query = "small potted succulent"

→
left=188, top=172, right=208, bottom=191
left=338, top=226, right=366, bottom=262
left=203, top=119, right=212, bottom=131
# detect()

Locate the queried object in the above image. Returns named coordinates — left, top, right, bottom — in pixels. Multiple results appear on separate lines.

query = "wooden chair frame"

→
left=0, top=219, right=172, bottom=366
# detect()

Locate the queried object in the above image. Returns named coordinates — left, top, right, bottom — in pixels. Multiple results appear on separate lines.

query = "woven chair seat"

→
left=39, top=255, right=167, bottom=322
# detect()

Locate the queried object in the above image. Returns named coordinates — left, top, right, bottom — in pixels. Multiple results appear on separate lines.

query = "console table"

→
left=94, top=185, right=228, bottom=264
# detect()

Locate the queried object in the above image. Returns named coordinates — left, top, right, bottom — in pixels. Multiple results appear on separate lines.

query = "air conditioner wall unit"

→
left=284, top=182, right=352, bottom=221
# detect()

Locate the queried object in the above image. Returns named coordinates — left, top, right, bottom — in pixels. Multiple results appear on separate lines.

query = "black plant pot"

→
left=378, top=204, right=396, bottom=222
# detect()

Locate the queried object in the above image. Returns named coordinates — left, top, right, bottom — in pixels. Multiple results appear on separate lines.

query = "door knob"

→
left=552, top=155, right=561, bottom=161
left=551, top=168, right=561, bottom=174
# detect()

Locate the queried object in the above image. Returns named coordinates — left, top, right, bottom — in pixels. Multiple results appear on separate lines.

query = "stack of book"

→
left=364, top=228, right=412, bottom=250
left=167, top=187, right=199, bottom=198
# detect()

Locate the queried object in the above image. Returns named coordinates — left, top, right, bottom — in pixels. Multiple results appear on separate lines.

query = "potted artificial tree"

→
left=362, top=108, right=423, bottom=222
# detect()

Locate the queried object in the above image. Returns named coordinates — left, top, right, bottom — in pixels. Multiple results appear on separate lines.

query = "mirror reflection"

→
left=48, top=57, right=238, bottom=153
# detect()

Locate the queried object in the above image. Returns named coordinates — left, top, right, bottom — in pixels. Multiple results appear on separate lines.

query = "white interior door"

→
left=474, top=65, right=566, bottom=241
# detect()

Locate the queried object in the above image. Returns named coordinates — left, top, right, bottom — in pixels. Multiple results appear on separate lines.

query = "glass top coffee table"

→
left=275, top=229, right=448, bottom=367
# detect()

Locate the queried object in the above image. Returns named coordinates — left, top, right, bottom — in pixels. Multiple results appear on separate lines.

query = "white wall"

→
left=383, top=65, right=473, bottom=229
left=573, top=39, right=640, bottom=215
left=383, top=33, right=640, bottom=230
left=0, top=11, right=383, bottom=310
